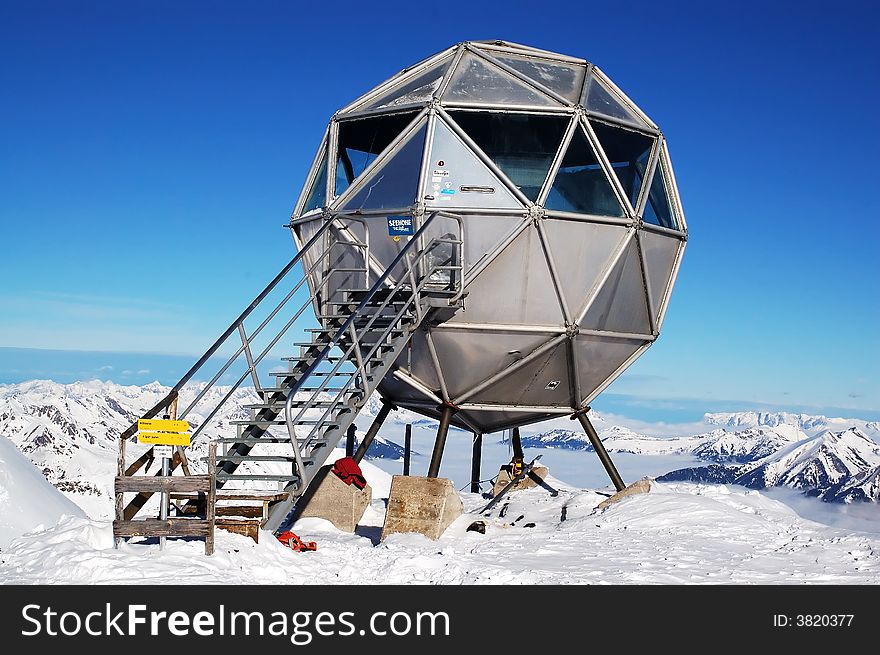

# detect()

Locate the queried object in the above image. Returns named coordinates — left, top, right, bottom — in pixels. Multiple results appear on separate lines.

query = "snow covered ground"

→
left=1, top=451, right=878, bottom=585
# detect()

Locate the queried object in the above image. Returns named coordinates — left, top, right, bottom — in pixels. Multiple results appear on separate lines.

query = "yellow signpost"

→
left=137, top=419, right=191, bottom=446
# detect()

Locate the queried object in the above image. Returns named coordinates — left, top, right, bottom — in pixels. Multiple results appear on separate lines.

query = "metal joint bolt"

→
left=565, top=323, right=580, bottom=338
left=528, top=205, right=546, bottom=223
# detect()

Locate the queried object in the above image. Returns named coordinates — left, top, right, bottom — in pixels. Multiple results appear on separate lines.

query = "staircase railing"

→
left=116, top=216, right=369, bottom=443
left=282, top=212, right=463, bottom=471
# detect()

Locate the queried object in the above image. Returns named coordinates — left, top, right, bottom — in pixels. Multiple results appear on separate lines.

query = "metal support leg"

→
left=403, top=424, right=412, bottom=476
left=573, top=409, right=625, bottom=491
left=427, top=404, right=455, bottom=478
left=345, top=424, right=356, bottom=457
left=470, top=432, right=483, bottom=493
left=353, top=400, right=395, bottom=463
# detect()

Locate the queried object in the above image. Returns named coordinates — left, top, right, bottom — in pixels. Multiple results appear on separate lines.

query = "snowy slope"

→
left=0, top=435, right=85, bottom=548
left=1, top=480, right=878, bottom=584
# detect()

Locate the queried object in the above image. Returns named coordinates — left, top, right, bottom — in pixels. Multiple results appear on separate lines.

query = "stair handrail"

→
left=283, top=212, right=463, bottom=453
left=117, top=216, right=368, bottom=443
left=288, top=235, right=462, bottom=450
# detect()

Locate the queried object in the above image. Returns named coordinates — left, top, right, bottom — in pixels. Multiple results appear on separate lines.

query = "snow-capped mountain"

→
left=705, top=411, right=880, bottom=439
left=737, top=428, right=880, bottom=495
left=510, top=424, right=804, bottom=463
left=661, top=428, right=880, bottom=503
left=690, top=425, right=804, bottom=464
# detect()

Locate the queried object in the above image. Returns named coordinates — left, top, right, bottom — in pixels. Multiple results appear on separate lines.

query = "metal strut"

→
left=572, top=408, right=625, bottom=491
left=427, top=403, right=457, bottom=478
left=353, top=399, right=396, bottom=463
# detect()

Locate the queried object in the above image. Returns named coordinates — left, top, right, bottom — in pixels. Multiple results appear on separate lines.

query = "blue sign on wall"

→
left=387, top=216, right=415, bottom=236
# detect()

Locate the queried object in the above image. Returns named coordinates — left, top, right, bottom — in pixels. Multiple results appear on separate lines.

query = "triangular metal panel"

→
left=340, top=123, right=426, bottom=212
left=423, top=118, right=524, bottom=210
left=579, top=236, right=651, bottom=334
left=489, top=53, right=586, bottom=104
left=472, top=341, right=572, bottom=407
left=450, top=224, right=566, bottom=327
left=585, top=71, right=650, bottom=129
left=542, top=219, right=630, bottom=320
left=431, top=329, right=551, bottom=399
left=544, top=124, right=626, bottom=216
left=358, top=55, right=454, bottom=112
left=450, top=111, right=569, bottom=202
left=402, top=327, right=443, bottom=393
left=639, top=230, right=681, bottom=323
left=573, top=334, right=647, bottom=400
left=459, top=214, right=526, bottom=272
left=443, top=51, right=560, bottom=107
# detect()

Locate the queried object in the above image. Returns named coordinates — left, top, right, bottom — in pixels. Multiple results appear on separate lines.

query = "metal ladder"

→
left=116, top=211, right=462, bottom=533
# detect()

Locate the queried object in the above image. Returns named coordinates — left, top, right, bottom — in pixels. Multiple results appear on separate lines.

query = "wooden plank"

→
left=170, top=491, right=288, bottom=502
left=123, top=451, right=184, bottom=521
left=216, top=519, right=260, bottom=543
left=113, top=519, right=211, bottom=538
left=124, top=446, right=155, bottom=477
left=216, top=506, right=263, bottom=518
left=115, top=435, right=126, bottom=548
left=116, top=475, right=211, bottom=494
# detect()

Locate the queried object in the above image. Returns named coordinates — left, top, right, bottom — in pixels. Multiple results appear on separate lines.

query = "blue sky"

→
left=1, top=1, right=878, bottom=421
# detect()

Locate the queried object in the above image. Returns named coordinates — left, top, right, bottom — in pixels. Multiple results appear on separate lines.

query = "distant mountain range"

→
left=507, top=417, right=880, bottom=503
left=660, top=427, right=880, bottom=503
left=1, top=380, right=878, bottom=510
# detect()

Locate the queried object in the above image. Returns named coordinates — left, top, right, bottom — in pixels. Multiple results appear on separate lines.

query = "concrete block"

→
left=491, top=464, right=550, bottom=497
left=596, top=478, right=652, bottom=511
left=297, top=465, right=371, bottom=532
left=381, top=476, right=463, bottom=541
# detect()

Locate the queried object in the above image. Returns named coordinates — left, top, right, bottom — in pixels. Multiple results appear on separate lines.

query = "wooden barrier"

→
left=114, top=443, right=216, bottom=555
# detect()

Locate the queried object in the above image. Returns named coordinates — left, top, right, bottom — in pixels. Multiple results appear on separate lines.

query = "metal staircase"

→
left=116, top=212, right=463, bottom=534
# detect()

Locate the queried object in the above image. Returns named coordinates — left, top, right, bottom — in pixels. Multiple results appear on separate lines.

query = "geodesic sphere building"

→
left=290, top=40, right=687, bottom=434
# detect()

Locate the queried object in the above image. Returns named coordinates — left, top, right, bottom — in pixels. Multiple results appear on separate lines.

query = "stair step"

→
left=231, top=419, right=342, bottom=427
left=216, top=473, right=299, bottom=482
left=244, top=401, right=336, bottom=410
left=216, top=455, right=303, bottom=463
left=214, top=437, right=292, bottom=444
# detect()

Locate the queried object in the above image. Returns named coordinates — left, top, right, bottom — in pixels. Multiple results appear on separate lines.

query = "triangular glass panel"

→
left=340, top=124, right=426, bottom=211
left=585, top=73, right=649, bottom=128
left=447, top=224, right=565, bottom=327
left=589, top=120, right=654, bottom=210
left=475, top=341, right=572, bottom=407
left=492, top=54, right=586, bottom=103
left=450, top=111, right=568, bottom=201
left=573, top=334, right=646, bottom=401
left=579, top=237, right=651, bottom=334
left=360, top=56, right=452, bottom=112
left=443, top=51, right=559, bottom=107
left=430, top=329, right=550, bottom=399
left=542, top=219, right=630, bottom=316
left=642, top=157, right=678, bottom=229
left=423, top=118, right=523, bottom=209
left=301, top=148, right=327, bottom=214
left=638, top=230, right=680, bottom=322
left=335, top=111, right=419, bottom=197
left=544, top=126, right=625, bottom=216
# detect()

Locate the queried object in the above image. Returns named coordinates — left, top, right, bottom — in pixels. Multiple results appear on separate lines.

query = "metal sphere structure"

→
left=291, top=40, right=687, bottom=435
